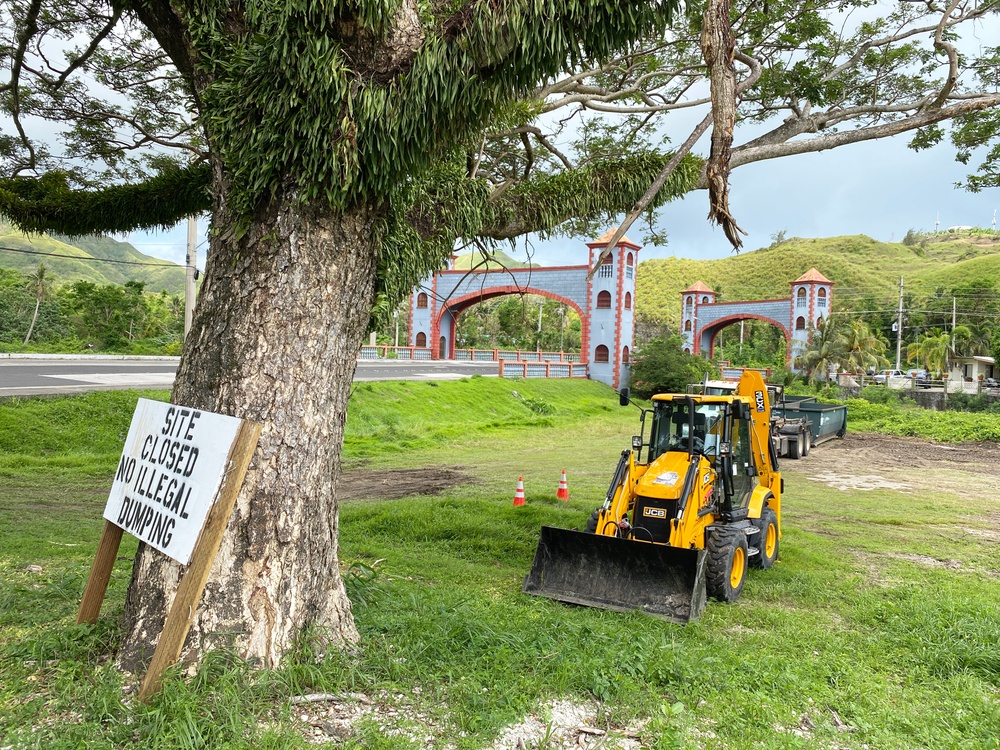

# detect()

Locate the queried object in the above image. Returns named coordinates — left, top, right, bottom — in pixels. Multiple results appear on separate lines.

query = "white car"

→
left=873, top=369, right=906, bottom=384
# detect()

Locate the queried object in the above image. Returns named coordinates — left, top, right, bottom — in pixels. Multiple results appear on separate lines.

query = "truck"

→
left=695, top=379, right=844, bottom=459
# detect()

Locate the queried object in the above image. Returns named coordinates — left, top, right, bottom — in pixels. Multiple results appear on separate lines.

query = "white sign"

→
left=103, top=398, right=243, bottom=565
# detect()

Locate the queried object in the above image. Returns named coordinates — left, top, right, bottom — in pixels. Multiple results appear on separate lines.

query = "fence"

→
left=498, top=360, right=588, bottom=379
left=359, top=346, right=581, bottom=364
left=719, top=366, right=770, bottom=381
left=837, top=372, right=996, bottom=395
left=359, top=346, right=433, bottom=360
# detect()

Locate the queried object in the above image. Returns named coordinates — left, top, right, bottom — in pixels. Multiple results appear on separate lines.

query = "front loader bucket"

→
left=523, top=526, right=707, bottom=623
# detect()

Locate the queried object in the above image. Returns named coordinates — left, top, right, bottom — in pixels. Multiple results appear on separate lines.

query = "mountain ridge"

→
left=0, top=223, right=185, bottom=295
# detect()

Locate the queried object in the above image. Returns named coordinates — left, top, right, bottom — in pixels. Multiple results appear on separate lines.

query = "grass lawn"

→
left=1, top=380, right=998, bottom=749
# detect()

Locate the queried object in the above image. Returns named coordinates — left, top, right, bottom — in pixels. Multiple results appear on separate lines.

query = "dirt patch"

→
left=293, top=693, right=644, bottom=749
left=807, top=471, right=910, bottom=493
left=884, top=552, right=964, bottom=570
left=337, top=466, right=478, bottom=502
left=804, top=433, right=1000, bottom=476
left=798, top=433, right=1000, bottom=498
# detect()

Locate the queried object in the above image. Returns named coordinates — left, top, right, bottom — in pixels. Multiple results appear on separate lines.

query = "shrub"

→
left=629, top=335, right=716, bottom=398
left=947, top=393, right=990, bottom=413
left=859, top=385, right=899, bottom=405
left=523, top=398, right=554, bottom=415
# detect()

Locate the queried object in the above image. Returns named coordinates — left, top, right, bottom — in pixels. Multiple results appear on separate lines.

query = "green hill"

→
left=450, top=247, right=536, bottom=270
left=635, top=233, right=1000, bottom=328
left=0, top=223, right=185, bottom=295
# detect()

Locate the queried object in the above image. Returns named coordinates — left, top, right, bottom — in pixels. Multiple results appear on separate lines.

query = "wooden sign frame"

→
left=77, top=417, right=261, bottom=702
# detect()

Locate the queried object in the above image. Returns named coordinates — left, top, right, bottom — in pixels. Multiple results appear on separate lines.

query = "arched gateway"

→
left=680, top=269, right=833, bottom=367
left=408, top=230, right=639, bottom=388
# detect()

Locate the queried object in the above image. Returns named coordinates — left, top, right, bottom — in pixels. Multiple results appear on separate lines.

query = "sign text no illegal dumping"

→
left=103, top=398, right=242, bottom=565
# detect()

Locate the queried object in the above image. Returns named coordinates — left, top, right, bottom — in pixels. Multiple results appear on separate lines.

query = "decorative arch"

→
left=699, top=313, right=792, bottom=361
left=434, top=285, right=590, bottom=362
left=409, top=230, right=642, bottom=388
left=680, top=270, right=833, bottom=372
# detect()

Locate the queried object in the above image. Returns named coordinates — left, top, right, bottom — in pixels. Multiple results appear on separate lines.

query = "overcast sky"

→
left=124, top=128, right=997, bottom=270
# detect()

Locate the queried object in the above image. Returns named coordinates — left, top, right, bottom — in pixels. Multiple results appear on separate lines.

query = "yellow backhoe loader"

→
left=523, top=370, right=783, bottom=622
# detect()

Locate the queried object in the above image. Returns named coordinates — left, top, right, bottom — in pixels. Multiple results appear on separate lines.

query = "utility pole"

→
left=895, top=276, right=904, bottom=371
left=952, top=296, right=957, bottom=354
left=184, top=216, right=197, bottom=339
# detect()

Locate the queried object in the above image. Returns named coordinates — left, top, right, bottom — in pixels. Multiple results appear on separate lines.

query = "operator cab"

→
left=648, top=398, right=724, bottom=462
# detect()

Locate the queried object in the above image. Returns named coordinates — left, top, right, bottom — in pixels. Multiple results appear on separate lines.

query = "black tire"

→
left=706, top=527, right=749, bottom=602
left=750, top=507, right=779, bottom=570
left=787, top=433, right=802, bottom=460
left=802, top=430, right=811, bottom=456
left=585, top=508, right=601, bottom=534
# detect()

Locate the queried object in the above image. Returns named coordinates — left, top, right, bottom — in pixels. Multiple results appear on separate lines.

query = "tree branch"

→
left=713, top=94, right=1000, bottom=185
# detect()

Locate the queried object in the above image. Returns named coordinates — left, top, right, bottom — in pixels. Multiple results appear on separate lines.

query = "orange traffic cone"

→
left=556, top=470, right=570, bottom=501
left=513, top=476, right=526, bottom=507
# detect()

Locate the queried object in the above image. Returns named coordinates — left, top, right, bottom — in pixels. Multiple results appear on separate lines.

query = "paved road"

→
left=0, top=356, right=499, bottom=397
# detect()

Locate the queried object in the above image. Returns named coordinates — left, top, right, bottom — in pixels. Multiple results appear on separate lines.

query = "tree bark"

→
left=118, top=176, right=382, bottom=671
left=22, top=298, right=40, bottom=345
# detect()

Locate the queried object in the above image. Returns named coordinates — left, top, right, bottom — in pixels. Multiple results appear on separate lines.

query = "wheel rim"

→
left=765, top=524, right=777, bottom=558
left=730, top=547, right=745, bottom=588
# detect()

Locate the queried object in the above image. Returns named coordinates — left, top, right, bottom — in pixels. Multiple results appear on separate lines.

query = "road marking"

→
left=42, top=373, right=176, bottom=386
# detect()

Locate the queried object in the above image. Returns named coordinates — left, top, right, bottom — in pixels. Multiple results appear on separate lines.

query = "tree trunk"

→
left=22, top=298, right=40, bottom=345
left=118, top=184, right=382, bottom=672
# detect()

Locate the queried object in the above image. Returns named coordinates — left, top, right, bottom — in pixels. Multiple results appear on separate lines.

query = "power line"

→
left=831, top=309, right=1000, bottom=318
left=0, top=245, right=183, bottom=269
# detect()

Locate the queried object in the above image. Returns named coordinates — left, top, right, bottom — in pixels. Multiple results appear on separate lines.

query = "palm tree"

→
left=964, top=323, right=994, bottom=357
left=841, top=320, right=887, bottom=374
left=907, top=330, right=950, bottom=375
left=22, top=264, right=50, bottom=346
left=950, top=324, right=972, bottom=358
left=798, top=318, right=845, bottom=382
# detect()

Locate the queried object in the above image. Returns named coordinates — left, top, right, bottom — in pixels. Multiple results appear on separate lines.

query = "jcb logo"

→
left=643, top=507, right=667, bottom=519
left=754, top=390, right=766, bottom=412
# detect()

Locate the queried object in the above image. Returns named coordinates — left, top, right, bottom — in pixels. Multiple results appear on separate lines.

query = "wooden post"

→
left=138, top=419, right=262, bottom=702
left=76, top=521, right=125, bottom=625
